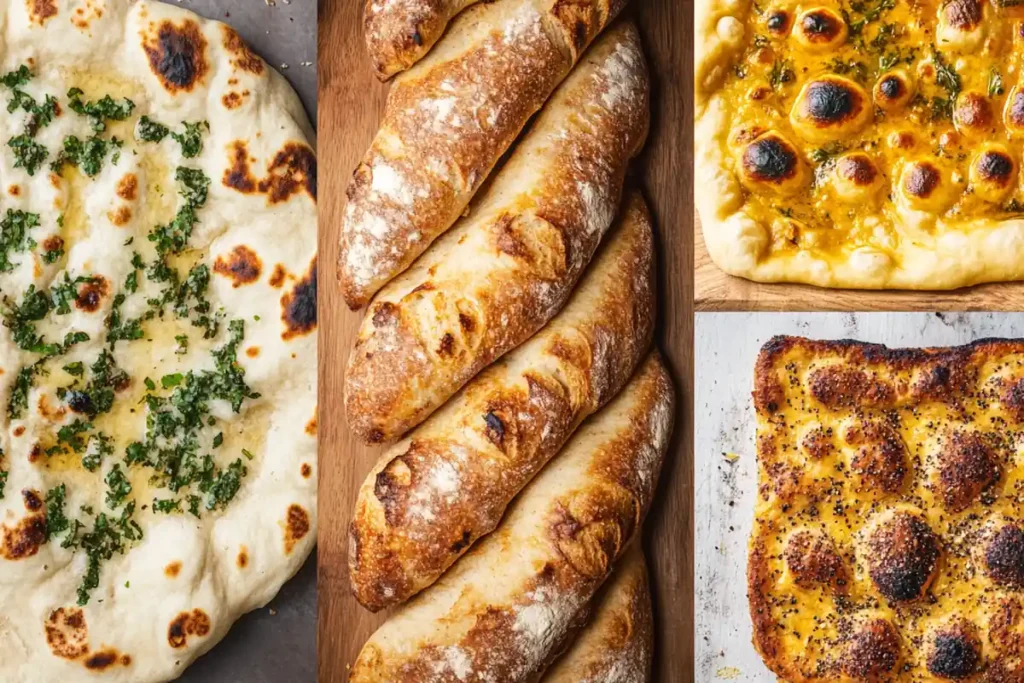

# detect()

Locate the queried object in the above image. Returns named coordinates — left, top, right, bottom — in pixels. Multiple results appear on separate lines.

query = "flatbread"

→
left=0, top=2, right=317, bottom=681
left=695, top=1, right=1024, bottom=290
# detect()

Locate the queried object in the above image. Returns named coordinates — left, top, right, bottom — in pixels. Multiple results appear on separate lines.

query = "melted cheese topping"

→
left=719, top=3, right=1024, bottom=266
left=752, top=342, right=1024, bottom=681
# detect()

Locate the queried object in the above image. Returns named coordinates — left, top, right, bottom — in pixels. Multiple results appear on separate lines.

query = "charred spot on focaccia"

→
left=268, top=264, right=287, bottom=288
left=874, top=70, right=914, bottom=112
left=984, top=524, right=1024, bottom=589
left=927, top=621, right=982, bottom=680
left=941, top=0, right=983, bottom=32
left=739, top=132, right=807, bottom=195
left=66, top=390, right=95, bottom=416
left=954, top=92, right=995, bottom=138
left=1006, top=87, right=1024, bottom=135
left=223, top=141, right=257, bottom=193
left=300, top=463, right=312, bottom=478
left=221, top=25, right=264, bottom=75
left=801, top=425, right=834, bottom=460
left=45, top=607, right=89, bottom=660
left=257, top=142, right=317, bottom=204
left=845, top=422, right=908, bottom=494
left=107, top=206, right=133, bottom=227
left=164, top=561, right=181, bottom=578
left=74, top=276, right=108, bottom=312
left=42, top=236, right=64, bottom=262
left=833, top=153, right=884, bottom=202
left=790, top=76, right=871, bottom=142
left=1002, top=378, right=1024, bottom=422
left=213, top=245, right=262, bottom=287
left=808, top=366, right=893, bottom=409
left=237, top=547, right=248, bottom=568
left=935, top=431, right=999, bottom=513
left=142, top=20, right=210, bottom=93
left=222, top=91, right=248, bottom=109
left=865, top=512, right=941, bottom=603
left=971, top=146, right=1018, bottom=203
left=167, top=609, right=211, bottom=649
left=976, top=149, right=1016, bottom=185
left=28, top=0, right=58, bottom=25
left=766, top=10, right=791, bottom=34
left=281, top=258, right=316, bottom=340
left=284, top=504, right=310, bottom=554
left=1, top=513, right=47, bottom=559
left=901, top=159, right=951, bottom=209
left=22, top=489, right=42, bottom=512
left=784, top=529, right=847, bottom=592
left=842, top=619, right=901, bottom=678
left=305, top=412, right=317, bottom=436
left=793, top=8, right=847, bottom=51
left=116, top=174, right=137, bottom=201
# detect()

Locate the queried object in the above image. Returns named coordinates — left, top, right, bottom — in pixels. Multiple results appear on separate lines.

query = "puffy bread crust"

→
left=542, top=543, right=653, bottom=683
left=789, top=75, right=872, bottom=144
left=926, top=619, right=982, bottom=680
left=344, top=24, right=650, bottom=444
left=954, top=91, right=997, bottom=140
left=0, top=2, right=317, bottom=682
left=349, top=353, right=674, bottom=683
left=898, top=158, right=958, bottom=212
left=937, top=0, right=986, bottom=52
left=339, top=0, right=627, bottom=309
left=981, top=522, right=1024, bottom=589
left=792, top=8, right=847, bottom=53
left=348, top=192, right=656, bottom=611
left=873, top=69, right=915, bottom=113
left=931, top=430, right=1000, bottom=513
left=970, top=145, right=1018, bottom=203
left=783, top=529, right=848, bottom=593
left=736, top=131, right=808, bottom=197
left=833, top=153, right=884, bottom=204
left=842, top=618, right=902, bottom=679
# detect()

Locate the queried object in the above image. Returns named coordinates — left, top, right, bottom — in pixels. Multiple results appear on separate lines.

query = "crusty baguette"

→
left=340, top=1, right=633, bottom=308
left=344, top=24, right=650, bottom=442
left=348, top=191, right=655, bottom=611
left=542, top=543, right=653, bottom=683
left=349, top=353, right=674, bottom=682
left=364, top=0, right=477, bottom=80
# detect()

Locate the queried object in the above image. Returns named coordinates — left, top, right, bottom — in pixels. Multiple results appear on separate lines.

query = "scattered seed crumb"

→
left=280, top=63, right=289, bottom=69
left=269, top=608, right=277, bottom=616
left=716, top=667, right=741, bottom=680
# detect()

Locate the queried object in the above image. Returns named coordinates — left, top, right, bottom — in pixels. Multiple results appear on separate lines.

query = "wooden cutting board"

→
left=695, top=211, right=1024, bottom=311
left=318, top=1, right=693, bottom=679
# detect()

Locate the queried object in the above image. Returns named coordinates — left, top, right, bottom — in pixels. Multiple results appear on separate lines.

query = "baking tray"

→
left=694, top=311, right=1024, bottom=681
left=167, top=1, right=317, bottom=681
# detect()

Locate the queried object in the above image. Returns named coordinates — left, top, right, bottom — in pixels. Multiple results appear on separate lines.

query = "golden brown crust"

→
left=340, top=0, right=629, bottom=309
left=348, top=192, right=655, bottom=611
left=748, top=336, right=1024, bottom=681
left=349, top=353, right=673, bottom=682
left=343, top=26, right=650, bottom=443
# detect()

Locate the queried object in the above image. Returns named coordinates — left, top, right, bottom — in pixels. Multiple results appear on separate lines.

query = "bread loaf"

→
left=344, top=24, right=650, bottom=443
left=348, top=191, right=655, bottom=611
left=340, top=0, right=632, bottom=308
left=364, top=0, right=477, bottom=80
left=542, top=543, right=653, bottom=683
left=349, top=353, right=674, bottom=682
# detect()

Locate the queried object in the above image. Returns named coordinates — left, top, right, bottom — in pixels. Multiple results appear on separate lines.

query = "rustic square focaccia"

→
left=750, top=337, right=1024, bottom=681
left=0, top=2, right=317, bottom=681
left=696, top=0, right=1024, bottom=290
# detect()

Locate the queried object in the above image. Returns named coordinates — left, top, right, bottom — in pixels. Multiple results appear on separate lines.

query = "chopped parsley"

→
left=81, top=433, right=113, bottom=472
left=8, top=91, right=59, bottom=136
left=0, top=468, right=6, bottom=500
left=0, top=209, right=40, bottom=272
left=75, top=503, right=142, bottom=605
left=44, top=484, right=71, bottom=540
left=171, top=120, right=208, bottom=158
left=8, top=362, right=43, bottom=419
left=104, top=463, right=131, bottom=508
left=66, top=88, right=135, bottom=133
left=989, top=69, right=1006, bottom=98
left=52, top=419, right=92, bottom=454
left=135, top=115, right=169, bottom=142
left=9, top=134, right=47, bottom=175
left=52, top=135, right=122, bottom=177
left=152, top=497, right=181, bottom=514
left=1, top=65, right=31, bottom=89
left=929, top=49, right=961, bottom=121
left=148, top=167, right=210, bottom=257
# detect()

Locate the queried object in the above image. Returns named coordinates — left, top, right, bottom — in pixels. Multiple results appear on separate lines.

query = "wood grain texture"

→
left=318, top=0, right=693, bottom=680
left=695, top=213, right=1024, bottom=312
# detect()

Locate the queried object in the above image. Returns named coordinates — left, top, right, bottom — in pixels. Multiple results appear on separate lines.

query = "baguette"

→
left=344, top=24, right=650, bottom=442
left=349, top=353, right=674, bottom=682
left=348, top=191, right=655, bottom=611
left=542, top=543, right=653, bottom=683
left=363, top=0, right=476, bottom=80
left=340, top=0, right=633, bottom=308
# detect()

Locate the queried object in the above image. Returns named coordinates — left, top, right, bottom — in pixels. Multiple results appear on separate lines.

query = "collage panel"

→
left=0, top=0, right=317, bottom=682
left=697, top=313, right=1024, bottom=681
left=320, top=0, right=691, bottom=681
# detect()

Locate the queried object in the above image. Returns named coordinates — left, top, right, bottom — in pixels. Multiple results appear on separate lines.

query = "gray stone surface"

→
left=694, top=312, right=1024, bottom=682
left=169, top=1, right=316, bottom=681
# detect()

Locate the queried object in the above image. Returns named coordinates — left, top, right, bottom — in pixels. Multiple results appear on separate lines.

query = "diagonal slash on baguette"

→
left=541, top=542, right=653, bottom=682
left=363, top=0, right=628, bottom=81
left=344, top=22, right=651, bottom=444
left=340, top=0, right=632, bottom=308
left=348, top=190, right=655, bottom=612
left=350, top=352, right=674, bottom=682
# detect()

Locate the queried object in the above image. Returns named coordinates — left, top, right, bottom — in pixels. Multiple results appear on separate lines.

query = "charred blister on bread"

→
left=937, top=0, right=986, bottom=52
left=737, top=131, right=808, bottom=196
left=792, top=8, right=847, bottom=53
left=954, top=91, right=997, bottom=140
left=863, top=510, right=941, bottom=604
left=832, top=153, right=885, bottom=204
left=873, top=69, right=915, bottom=114
left=841, top=617, right=902, bottom=679
left=926, top=619, right=983, bottom=680
left=899, top=158, right=958, bottom=213
left=971, top=145, right=1019, bottom=203
left=789, top=76, right=872, bottom=144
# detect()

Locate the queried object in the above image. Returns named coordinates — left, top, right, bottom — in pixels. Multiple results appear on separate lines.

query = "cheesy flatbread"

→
left=751, top=337, right=1024, bottom=681
left=0, top=2, right=317, bottom=681
left=696, top=0, right=1024, bottom=290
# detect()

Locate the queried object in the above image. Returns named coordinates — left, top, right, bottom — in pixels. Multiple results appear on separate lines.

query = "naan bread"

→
left=0, top=2, right=317, bottom=681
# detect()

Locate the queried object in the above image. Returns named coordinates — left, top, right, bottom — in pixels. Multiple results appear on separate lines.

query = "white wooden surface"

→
left=694, top=312, right=1024, bottom=682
